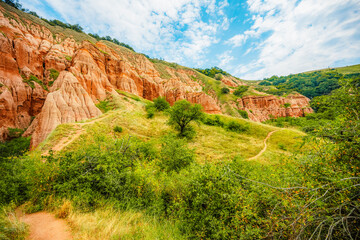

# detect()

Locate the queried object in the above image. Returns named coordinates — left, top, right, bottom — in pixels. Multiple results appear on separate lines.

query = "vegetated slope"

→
left=0, top=1, right=313, bottom=146
left=37, top=93, right=305, bottom=164
left=257, top=64, right=360, bottom=98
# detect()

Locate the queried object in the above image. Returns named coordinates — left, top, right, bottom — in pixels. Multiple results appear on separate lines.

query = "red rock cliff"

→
left=236, top=94, right=313, bottom=122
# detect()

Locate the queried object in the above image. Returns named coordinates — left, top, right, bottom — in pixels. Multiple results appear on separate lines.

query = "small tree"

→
left=167, top=100, right=203, bottom=138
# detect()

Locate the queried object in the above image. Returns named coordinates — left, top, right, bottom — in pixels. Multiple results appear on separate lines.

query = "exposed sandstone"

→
left=236, top=94, right=313, bottom=122
left=23, top=71, right=102, bottom=147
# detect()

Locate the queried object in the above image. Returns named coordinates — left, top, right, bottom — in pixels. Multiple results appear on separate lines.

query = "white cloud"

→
left=21, top=0, right=227, bottom=67
left=236, top=0, right=360, bottom=79
left=218, top=50, right=234, bottom=68
left=226, top=34, right=247, bottom=47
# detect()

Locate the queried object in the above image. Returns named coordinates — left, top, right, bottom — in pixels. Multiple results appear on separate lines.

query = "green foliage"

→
left=233, top=85, right=249, bottom=97
left=3, top=0, right=21, bottom=9
left=49, top=69, right=59, bottom=81
left=238, top=109, right=249, bottom=119
left=153, top=97, right=170, bottom=111
left=201, top=114, right=225, bottom=127
left=221, top=87, right=230, bottom=94
left=88, top=33, right=135, bottom=51
left=159, top=134, right=195, bottom=173
left=0, top=137, right=30, bottom=205
left=214, top=73, right=222, bottom=81
left=22, top=75, right=48, bottom=91
left=283, top=102, right=291, bottom=108
left=195, top=66, right=230, bottom=78
left=225, top=120, right=249, bottom=133
left=65, top=55, right=72, bottom=61
left=145, top=103, right=156, bottom=119
left=0, top=205, right=28, bottom=239
left=113, top=126, right=123, bottom=133
left=96, top=99, right=116, bottom=113
left=167, top=100, right=204, bottom=138
left=7, top=128, right=23, bottom=139
left=260, top=71, right=360, bottom=98
left=41, top=18, right=83, bottom=32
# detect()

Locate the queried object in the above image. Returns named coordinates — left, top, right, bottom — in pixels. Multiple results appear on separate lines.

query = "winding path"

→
left=21, top=212, right=73, bottom=240
left=248, top=130, right=279, bottom=160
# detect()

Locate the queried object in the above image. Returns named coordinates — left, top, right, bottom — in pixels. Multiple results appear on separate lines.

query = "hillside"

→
left=0, top=2, right=312, bottom=146
left=0, top=1, right=359, bottom=239
left=257, top=64, right=360, bottom=98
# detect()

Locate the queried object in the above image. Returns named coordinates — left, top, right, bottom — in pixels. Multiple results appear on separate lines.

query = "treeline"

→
left=1, top=0, right=135, bottom=51
left=88, top=33, right=135, bottom=51
left=258, top=70, right=360, bottom=98
left=195, top=66, right=230, bottom=78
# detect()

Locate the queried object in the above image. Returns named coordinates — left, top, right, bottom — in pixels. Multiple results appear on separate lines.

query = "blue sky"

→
left=21, top=0, right=360, bottom=80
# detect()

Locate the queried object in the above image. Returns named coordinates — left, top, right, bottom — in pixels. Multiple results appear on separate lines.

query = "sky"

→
left=20, top=0, right=360, bottom=80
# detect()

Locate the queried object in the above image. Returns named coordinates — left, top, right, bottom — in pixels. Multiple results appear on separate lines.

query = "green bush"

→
left=233, top=86, right=249, bottom=97
left=0, top=137, right=31, bottom=205
left=201, top=115, right=225, bottom=127
left=49, top=69, right=59, bottom=80
left=113, top=126, right=123, bottom=133
left=153, top=97, right=170, bottom=111
left=226, top=121, right=249, bottom=133
left=221, top=87, right=230, bottom=94
left=159, top=134, right=195, bottom=173
left=96, top=100, right=115, bottom=113
left=238, top=109, right=249, bottom=119
left=215, top=73, right=222, bottom=81
left=145, top=103, right=156, bottom=118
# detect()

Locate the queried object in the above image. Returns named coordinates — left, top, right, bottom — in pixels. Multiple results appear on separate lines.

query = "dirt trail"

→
left=21, top=212, right=73, bottom=240
left=248, top=130, right=279, bottom=160
left=47, top=114, right=112, bottom=153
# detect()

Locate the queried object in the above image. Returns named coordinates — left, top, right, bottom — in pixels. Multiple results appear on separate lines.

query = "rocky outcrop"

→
left=236, top=94, right=313, bottom=122
left=23, top=71, right=102, bottom=147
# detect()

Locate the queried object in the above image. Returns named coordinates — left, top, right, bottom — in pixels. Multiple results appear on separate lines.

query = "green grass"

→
left=37, top=96, right=304, bottom=164
left=0, top=205, right=28, bottom=240
left=68, top=205, right=184, bottom=240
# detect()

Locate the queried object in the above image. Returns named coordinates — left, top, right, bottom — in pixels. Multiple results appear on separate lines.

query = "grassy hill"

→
left=256, top=64, right=360, bottom=98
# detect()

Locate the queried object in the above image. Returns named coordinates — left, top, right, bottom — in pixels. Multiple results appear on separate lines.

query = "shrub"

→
left=113, top=126, right=123, bottom=133
left=238, top=109, right=249, bottom=119
left=49, top=69, right=59, bottom=81
left=215, top=73, right=222, bottom=81
left=96, top=100, right=115, bottom=113
left=221, top=87, right=230, bottom=94
left=201, top=115, right=225, bottom=127
left=159, top=134, right=195, bottom=173
left=226, top=121, right=249, bottom=133
left=283, top=103, right=291, bottom=108
left=233, top=86, right=249, bottom=97
left=153, top=97, right=170, bottom=111
left=145, top=103, right=156, bottom=118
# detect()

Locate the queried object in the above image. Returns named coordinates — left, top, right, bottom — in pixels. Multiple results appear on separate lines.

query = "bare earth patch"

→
left=21, top=212, right=73, bottom=240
